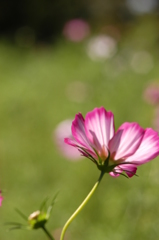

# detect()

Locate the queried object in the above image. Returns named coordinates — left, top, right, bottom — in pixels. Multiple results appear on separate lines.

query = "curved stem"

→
left=42, top=226, right=55, bottom=240
left=60, top=171, right=105, bottom=240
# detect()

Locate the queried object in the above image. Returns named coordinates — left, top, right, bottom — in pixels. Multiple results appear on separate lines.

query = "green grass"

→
left=0, top=23, right=159, bottom=240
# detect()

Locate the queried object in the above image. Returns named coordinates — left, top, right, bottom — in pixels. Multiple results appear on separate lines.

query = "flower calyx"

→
left=96, top=152, right=117, bottom=174
left=28, top=210, right=48, bottom=229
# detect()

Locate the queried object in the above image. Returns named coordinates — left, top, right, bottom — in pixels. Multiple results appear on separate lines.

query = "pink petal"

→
left=54, top=119, right=81, bottom=160
left=125, top=128, right=159, bottom=165
left=78, top=148, right=96, bottom=159
left=109, top=165, right=124, bottom=178
left=85, top=107, right=115, bottom=150
left=109, top=122, right=145, bottom=160
left=109, top=171, right=120, bottom=178
left=64, top=137, right=96, bottom=158
left=71, top=113, right=92, bottom=151
left=64, top=137, right=79, bottom=147
left=109, top=164, right=137, bottom=178
left=118, top=164, right=137, bottom=177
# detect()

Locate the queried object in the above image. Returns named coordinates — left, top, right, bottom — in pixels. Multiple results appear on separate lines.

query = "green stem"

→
left=60, top=171, right=105, bottom=240
left=42, top=226, right=55, bottom=240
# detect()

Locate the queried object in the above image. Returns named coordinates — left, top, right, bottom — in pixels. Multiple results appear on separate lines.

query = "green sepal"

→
left=96, top=151, right=117, bottom=173
left=29, top=212, right=47, bottom=229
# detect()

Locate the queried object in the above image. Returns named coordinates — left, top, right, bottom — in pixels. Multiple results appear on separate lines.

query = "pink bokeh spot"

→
left=54, top=119, right=82, bottom=160
left=143, top=83, right=159, bottom=105
left=65, top=107, right=159, bottom=177
left=0, top=191, right=3, bottom=206
left=153, top=108, right=159, bottom=132
left=63, top=19, right=90, bottom=42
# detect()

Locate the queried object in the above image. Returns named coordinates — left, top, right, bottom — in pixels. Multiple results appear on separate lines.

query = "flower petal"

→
left=109, top=164, right=137, bottom=178
left=125, top=128, right=159, bottom=165
left=85, top=107, right=115, bottom=150
left=64, top=137, right=79, bottom=147
left=64, top=137, right=96, bottom=158
left=118, top=164, right=137, bottom=177
left=71, top=113, right=92, bottom=151
left=109, top=122, right=145, bottom=160
left=109, top=170, right=120, bottom=178
left=54, top=119, right=81, bottom=160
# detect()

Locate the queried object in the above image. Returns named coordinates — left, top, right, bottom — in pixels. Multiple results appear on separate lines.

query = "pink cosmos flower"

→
left=64, top=107, right=159, bottom=178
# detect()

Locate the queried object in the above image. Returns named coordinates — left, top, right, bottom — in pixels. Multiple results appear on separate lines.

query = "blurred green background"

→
left=1, top=0, right=159, bottom=239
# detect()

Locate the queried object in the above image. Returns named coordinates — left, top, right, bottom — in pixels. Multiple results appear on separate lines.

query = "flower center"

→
left=98, top=145, right=108, bottom=161
left=109, top=152, right=125, bottom=166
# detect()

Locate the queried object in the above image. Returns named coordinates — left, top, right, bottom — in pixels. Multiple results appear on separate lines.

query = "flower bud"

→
left=28, top=210, right=48, bottom=229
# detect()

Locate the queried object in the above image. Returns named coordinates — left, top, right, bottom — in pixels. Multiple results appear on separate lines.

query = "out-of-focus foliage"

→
left=0, top=0, right=159, bottom=42
left=1, top=1, right=159, bottom=240
left=1, top=15, right=159, bottom=239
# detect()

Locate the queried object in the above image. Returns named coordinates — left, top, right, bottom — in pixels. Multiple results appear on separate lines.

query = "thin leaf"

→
left=8, top=226, right=24, bottom=231
left=40, top=197, right=49, bottom=211
left=4, top=222, right=25, bottom=226
left=51, top=191, right=59, bottom=206
left=15, top=208, right=28, bottom=221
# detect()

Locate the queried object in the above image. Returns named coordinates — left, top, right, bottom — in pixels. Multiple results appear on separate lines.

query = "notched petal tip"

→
left=70, top=112, right=93, bottom=151
left=85, top=106, right=115, bottom=151
left=72, top=113, right=85, bottom=128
